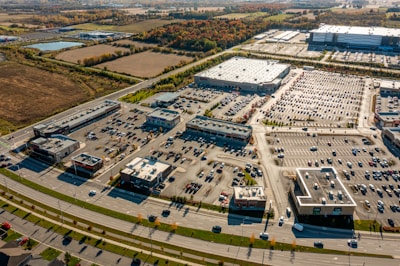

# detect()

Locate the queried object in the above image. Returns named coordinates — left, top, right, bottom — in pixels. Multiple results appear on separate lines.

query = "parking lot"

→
left=154, top=133, right=262, bottom=205
left=331, top=50, right=399, bottom=68
left=264, top=70, right=366, bottom=128
left=67, top=105, right=153, bottom=170
left=267, top=131, right=399, bottom=227
left=242, top=42, right=322, bottom=58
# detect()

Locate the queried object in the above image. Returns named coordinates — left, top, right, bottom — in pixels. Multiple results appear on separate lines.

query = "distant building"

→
left=29, top=134, right=80, bottom=163
left=290, top=167, right=357, bottom=216
left=154, top=92, right=180, bottom=107
left=232, top=186, right=266, bottom=211
left=33, top=100, right=120, bottom=138
left=186, top=115, right=252, bottom=144
left=379, top=79, right=400, bottom=97
left=79, top=31, right=115, bottom=40
left=194, top=57, right=290, bottom=93
left=120, top=157, right=172, bottom=190
left=310, top=24, right=400, bottom=51
left=71, top=153, right=103, bottom=177
left=145, top=108, right=180, bottom=130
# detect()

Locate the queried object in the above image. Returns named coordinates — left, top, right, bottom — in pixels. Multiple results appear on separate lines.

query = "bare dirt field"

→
left=95, top=51, right=193, bottom=78
left=111, top=40, right=157, bottom=48
left=55, top=44, right=131, bottom=64
left=0, top=62, right=87, bottom=127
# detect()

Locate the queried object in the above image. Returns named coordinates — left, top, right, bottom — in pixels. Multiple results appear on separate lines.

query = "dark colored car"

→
left=148, top=215, right=157, bottom=222
left=212, top=225, right=222, bottom=233
left=162, top=209, right=171, bottom=217
left=388, top=218, right=395, bottom=227
left=314, top=241, right=324, bottom=248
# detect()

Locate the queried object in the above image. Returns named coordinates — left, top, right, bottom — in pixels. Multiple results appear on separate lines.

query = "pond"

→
left=25, top=41, right=84, bottom=51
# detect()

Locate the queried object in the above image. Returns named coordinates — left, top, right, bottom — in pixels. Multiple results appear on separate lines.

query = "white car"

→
left=259, top=232, right=269, bottom=240
left=278, top=216, right=284, bottom=226
left=89, top=190, right=97, bottom=196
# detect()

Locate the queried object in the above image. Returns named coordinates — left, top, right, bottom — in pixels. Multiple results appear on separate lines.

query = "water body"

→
left=25, top=41, right=84, bottom=51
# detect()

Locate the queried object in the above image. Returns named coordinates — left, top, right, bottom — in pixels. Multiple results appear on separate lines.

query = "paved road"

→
left=2, top=205, right=399, bottom=266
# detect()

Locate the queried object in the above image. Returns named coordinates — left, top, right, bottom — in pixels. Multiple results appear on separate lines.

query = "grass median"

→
left=0, top=168, right=393, bottom=262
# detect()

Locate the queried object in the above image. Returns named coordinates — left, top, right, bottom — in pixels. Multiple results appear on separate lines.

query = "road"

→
left=2, top=205, right=400, bottom=266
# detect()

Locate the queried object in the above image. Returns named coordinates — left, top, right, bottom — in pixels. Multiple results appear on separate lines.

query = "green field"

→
left=264, top=14, right=294, bottom=21
left=73, top=19, right=183, bottom=33
left=216, top=12, right=269, bottom=20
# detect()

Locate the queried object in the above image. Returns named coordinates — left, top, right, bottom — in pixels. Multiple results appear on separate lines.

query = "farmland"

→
left=95, top=51, right=193, bottom=78
left=55, top=44, right=131, bottom=64
left=73, top=19, right=184, bottom=34
left=0, top=62, right=87, bottom=127
left=111, top=40, right=157, bottom=49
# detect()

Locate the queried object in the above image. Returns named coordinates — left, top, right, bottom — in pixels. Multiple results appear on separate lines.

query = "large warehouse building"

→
left=33, top=100, right=120, bottom=137
left=194, top=57, right=290, bottom=93
left=310, top=24, right=400, bottom=51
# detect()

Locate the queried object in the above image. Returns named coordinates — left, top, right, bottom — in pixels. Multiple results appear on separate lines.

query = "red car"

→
left=17, top=237, right=29, bottom=246
left=1, top=222, right=11, bottom=230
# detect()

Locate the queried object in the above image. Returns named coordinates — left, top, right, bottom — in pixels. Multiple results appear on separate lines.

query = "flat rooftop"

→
left=34, top=100, right=120, bottom=134
left=30, top=134, right=78, bottom=153
left=311, top=24, right=400, bottom=37
left=147, top=108, right=180, bottom=121
left=295, top=167, right=357, bottom=207
left=121, top=157, right=170, bottom=182
left=195, top=57, right=289, bottom=85
left=233, top=186, right=266, bottom=201
left=186, top=115, right=252, bottom=138
left=72, top=153, right=102, bottom=166
left=380, top=79, right=400, bottom=91
left=155, top=92, right=180, bottom=103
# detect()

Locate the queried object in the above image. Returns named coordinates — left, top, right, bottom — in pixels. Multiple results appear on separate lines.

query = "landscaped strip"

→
left=0, top=168, right=393, bottom=261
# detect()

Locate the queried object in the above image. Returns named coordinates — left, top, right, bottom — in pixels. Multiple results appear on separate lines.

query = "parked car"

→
left=1, top=222, right=11, bottom=230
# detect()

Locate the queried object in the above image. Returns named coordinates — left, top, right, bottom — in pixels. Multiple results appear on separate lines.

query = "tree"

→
left=171, top=222, right=178, bottom=232
left=64, top=252, right=72, bottom=265
left=155, top=217, right=161, bottom=227
left=249, top=233, right=255, bottom=245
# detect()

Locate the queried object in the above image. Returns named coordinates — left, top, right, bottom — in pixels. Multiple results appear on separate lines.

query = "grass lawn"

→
left=40, top=247, right=62, bottom=261
left=2, top=229, right=22, bottom=242
left=354, top=220, right=381, bottom=232
left=264, top=14, right=294, bottom=21
left=67, top=256, right=81, bottom=266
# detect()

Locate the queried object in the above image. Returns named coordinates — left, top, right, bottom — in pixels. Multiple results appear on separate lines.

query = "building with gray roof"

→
left=72, top=153, right=103, bottom=177
left=145, top=108, right=180, bottom=130
left=310, top=24, right=400, bottom=51
left=33, top=100, right=120, bottom=138
left=290, top=167, right=356, bottom=216
left=29, top=134, right=80, bottom=163
left=194, top=57, right=290, bottom=93
left=186, top=115, right=252, bottom=144
left=154, top=92, right=180, bottom=107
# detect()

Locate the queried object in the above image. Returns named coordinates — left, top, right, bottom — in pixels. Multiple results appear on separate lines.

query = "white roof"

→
left=311, top=24, right=400, bottom=37
left=195, top=57, right=289, bottom=85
